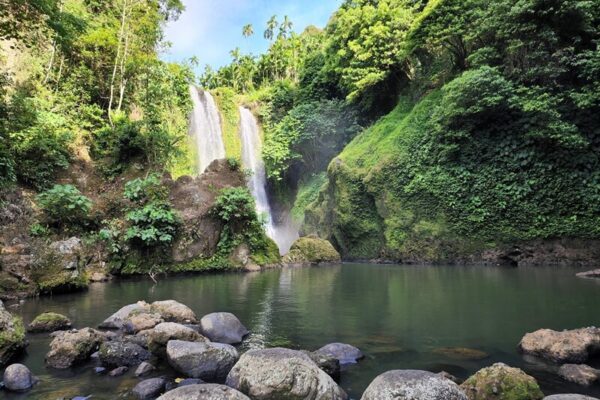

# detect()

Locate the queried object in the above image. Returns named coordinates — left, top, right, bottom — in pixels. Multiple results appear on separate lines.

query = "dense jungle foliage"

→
left=208, top=0, right=600, bottom=260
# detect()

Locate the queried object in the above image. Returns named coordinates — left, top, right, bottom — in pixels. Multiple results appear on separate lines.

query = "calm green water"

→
left=3, top=263, right=600, bottom=399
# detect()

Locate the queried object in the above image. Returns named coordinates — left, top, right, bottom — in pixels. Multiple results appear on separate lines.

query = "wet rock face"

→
left=98, top=340, right=151, bottom=368
left=157, top=383, right=250, bottom=400
left=27, top=312, right=72, bottom=333
left=199, top=312, right=249, bottom=344
left=45, top=328, right=106, bottom=369
left=460, top=363, right=544, bottom=400
left=0, top=300, right=26, bottom=367
left=558, top=364, right=600, bottom=386
left=519, top=328, right=600, bottom=363
left=361, top=370, right=467, bottom=400
left=166, top=340, right=239, bottom=381
left=315, top=343, right=364, bottom=365
left=2, top=363, right=38, bottom=392
left=225, top=347, right=348, bottom=400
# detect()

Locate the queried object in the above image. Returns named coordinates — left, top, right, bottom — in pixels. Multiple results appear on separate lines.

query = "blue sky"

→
left=162, top=0, right=343, bottom=69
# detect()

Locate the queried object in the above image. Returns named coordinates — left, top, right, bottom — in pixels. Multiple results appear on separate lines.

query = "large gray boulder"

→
left=141, top=322, right=208, bottom=356
left=166, top=340, right=238, bottom=381
left=99, top=301, right=150, bottom=329
left=132, top=377, right=168, bottom=400
left=226, top=348, right=347, bottom=400
left=123, top=312, right=164, bottom=334
left=46, top=328, right=106, bottom=369
left=98, top=340, right=151, bottom=368
left=361, top=370, right=467, bottom=400
left=200, top=312, right=248, bottom=344
left=151, top=300, right=197, bottom=324
left=157, top=384, right=250, bottom=400
left=519, top=328, right=600, bottom=363
left=302, top=350, right=340, bottom=379
left=316, top=343, right=364, bottom=365
left=2, top=363, right=38, bottom=392
left=558, top=364, right=600, bottom=386
left=0, top=301, right=26, bottom=367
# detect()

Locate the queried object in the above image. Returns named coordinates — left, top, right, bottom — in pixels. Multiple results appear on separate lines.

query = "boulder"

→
left=109, top=366, right=129, bottom=376
left=46, top=328, right=106, bottom=369
left=157, top=384, right=250, bottom=400
left=316, top=343, right=364, bottom=365
left=576, top=269, right=600, bottom=279
left=0, top=301, right=26, bottom=367
left=98, top=340, right=151, bottom=368
left=124, top=312, right=164, bottom=334
left=167, top=340, right=238, bottom=381
left=133, top=377, right=168, bottom=400
left=49, top=237, right=82, bottom=270
left=151, top=300, right=197, bottom=323
left=99, top=301, right=150, bottom=329
left=558, top=364, right=600, bottom=386
left=282, top=236, right=341, bottom=265
left=135, top=361, right=157, bottom=377
left=226, top=348, right=347, bottom=400
left=361, top=370, right=467, bottom=400
left=199, top=312, right=249, bottom=344
left=177, top=378, right=205, bottom=387
left=460, top=363, right=543, bottom=400
left=2, top=363, right=38, bottom=392
left=544, top=396, right=599, bottom=399
left=27, top=312, right=72, bottom=332
left=519, top=328, right=600, bottom=363
left=142, top=322, right=208, bottom=356
left=302, top=350, right=340, bottom=379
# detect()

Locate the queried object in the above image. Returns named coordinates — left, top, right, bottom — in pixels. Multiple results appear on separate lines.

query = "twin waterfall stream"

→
left=189, top=86, right=298, bottom=254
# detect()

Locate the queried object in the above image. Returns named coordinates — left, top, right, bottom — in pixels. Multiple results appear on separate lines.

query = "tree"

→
left=242, top=23, right=254, bottom=38
left=264, top=15, right=278, bottom=42
left=278, top=15, right=293, bottom=39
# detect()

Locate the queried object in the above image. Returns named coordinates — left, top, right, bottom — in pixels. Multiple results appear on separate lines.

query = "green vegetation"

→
left=37, top=184, right=93, bottom=229
left=282, top=236, right=341, bottom=264
left=213, top=87, right=242, bottom=161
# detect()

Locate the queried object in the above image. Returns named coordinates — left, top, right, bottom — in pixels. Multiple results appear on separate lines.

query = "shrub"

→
left=36, top=184, right=92, bottom=228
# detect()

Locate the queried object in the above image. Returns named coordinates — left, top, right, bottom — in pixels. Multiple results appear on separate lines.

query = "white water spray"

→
left=239, top=107, right=299, bottom=254
left=189, top=86, right=226, bottom=173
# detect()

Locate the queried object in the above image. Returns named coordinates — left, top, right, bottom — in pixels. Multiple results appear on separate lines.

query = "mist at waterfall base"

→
left=239, top=106, right=299, bottom=255
left=189, top=86, right=226, bottom=173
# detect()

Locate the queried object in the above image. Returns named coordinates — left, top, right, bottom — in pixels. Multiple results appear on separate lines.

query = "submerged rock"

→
left=142, top=322, right=208, bottom=356
left=226, top=347, right=347, bottom=400
left=460, top=363, right=543, bottom=400
left=433, top=347, right=489, bottom=360
left=109, top=366, right=129, bottom=376
left=133, top=377, right=168, bottom=400
left=46, top=328, right=106, bottom=369
left=282, top=236, right=341, bottom=265
left=157, top=384, right=250, bottom=400
left=558, top=364, right=600, bottom=386
left=316, top=343, right=364, bottom=365
left=519, top=328, right=600, bottom=363
left=361, top=370, right=466, bottom=400
left=576, top=269, right=600, bottom=279
left=2, top=363, right=38, bottom=392
left=199, top=312, right=249, bottom=344
left=167, top=340, right=239, bottom=380
left=27, top=312, right=72, bottom=333
left=0, top=301, right=26, bottom=367
left=151, top=300, right=197, bottom=324
left=98, top=340, right=151, bottom=368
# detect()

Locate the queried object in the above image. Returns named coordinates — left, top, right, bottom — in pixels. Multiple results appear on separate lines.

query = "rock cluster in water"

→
left=3, top=299, right=600, bottom=400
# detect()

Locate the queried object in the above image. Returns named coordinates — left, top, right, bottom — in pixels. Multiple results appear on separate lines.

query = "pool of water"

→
left=3, top=263, right=600, bottom=399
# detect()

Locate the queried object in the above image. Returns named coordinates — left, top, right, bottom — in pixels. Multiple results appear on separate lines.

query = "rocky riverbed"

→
left=2, top=296, right=599, bottom=399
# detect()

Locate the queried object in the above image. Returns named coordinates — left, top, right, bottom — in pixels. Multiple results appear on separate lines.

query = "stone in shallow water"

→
left=226, top=347, right=347, bottom=400
left=98, top=340, right=151, bottom=368
left=142, top=322, right=208, bottom=357
left=166, top=340, right=239, bottom=380
left=157, top=384, right=250, bottom=400
left=132, top=377, right=168, bottom=400
left=316, top=342, right=364, bottom=365
left=199, top=312, right=249, bottom=344
left=151, top=300, right=197, bottom=324
left=432, top=347, right=489, bottom=360
left=558, top=364, right=600, bottom=386
left=302, top=350, right=341, bottom=379
left=46, top=328, right=106, bottom=369
left=108, top=366, right=129, bottom=377
left=576, top=269, right=600, bottom=279
left=2, top=363, right=38, bottom=392
left=518, top=327, right=600, bottom=363
left=27, top=312, right=72, bottom=333
left=99, top=301, right=150, bottom=329
left=135, top=361, right=156, bottom=377
left=460, top=363, right=543, bottom=400
left=361, top=369, right=467, bottom=400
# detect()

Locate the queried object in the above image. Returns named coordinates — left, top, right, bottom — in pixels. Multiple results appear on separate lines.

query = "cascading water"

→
left=239, top=107, right=299, bottom=254
left=189, top=86, right=226, bottom=173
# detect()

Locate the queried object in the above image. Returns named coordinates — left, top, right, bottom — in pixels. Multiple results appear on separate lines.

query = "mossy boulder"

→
left=0, top=301, right=27, bottom=367
left=460, top=363, right=544, bottom=400
left=28, top=312, right=72, bottom=333
left=30, top=248, right=89, bottom=295
left=282, top=236, right=341, bottom=264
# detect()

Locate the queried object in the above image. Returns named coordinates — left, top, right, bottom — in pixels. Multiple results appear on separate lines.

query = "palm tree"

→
left=242, top=24, right=254, bottom=38
left=279, top=15, right=293, bottom=39
left=264, top=15, right=277, bottom=42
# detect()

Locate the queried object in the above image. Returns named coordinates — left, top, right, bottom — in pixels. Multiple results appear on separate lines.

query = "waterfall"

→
left=189, top=86, right=226, bottom=173
left=239, top=107, right=299, bottom=255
